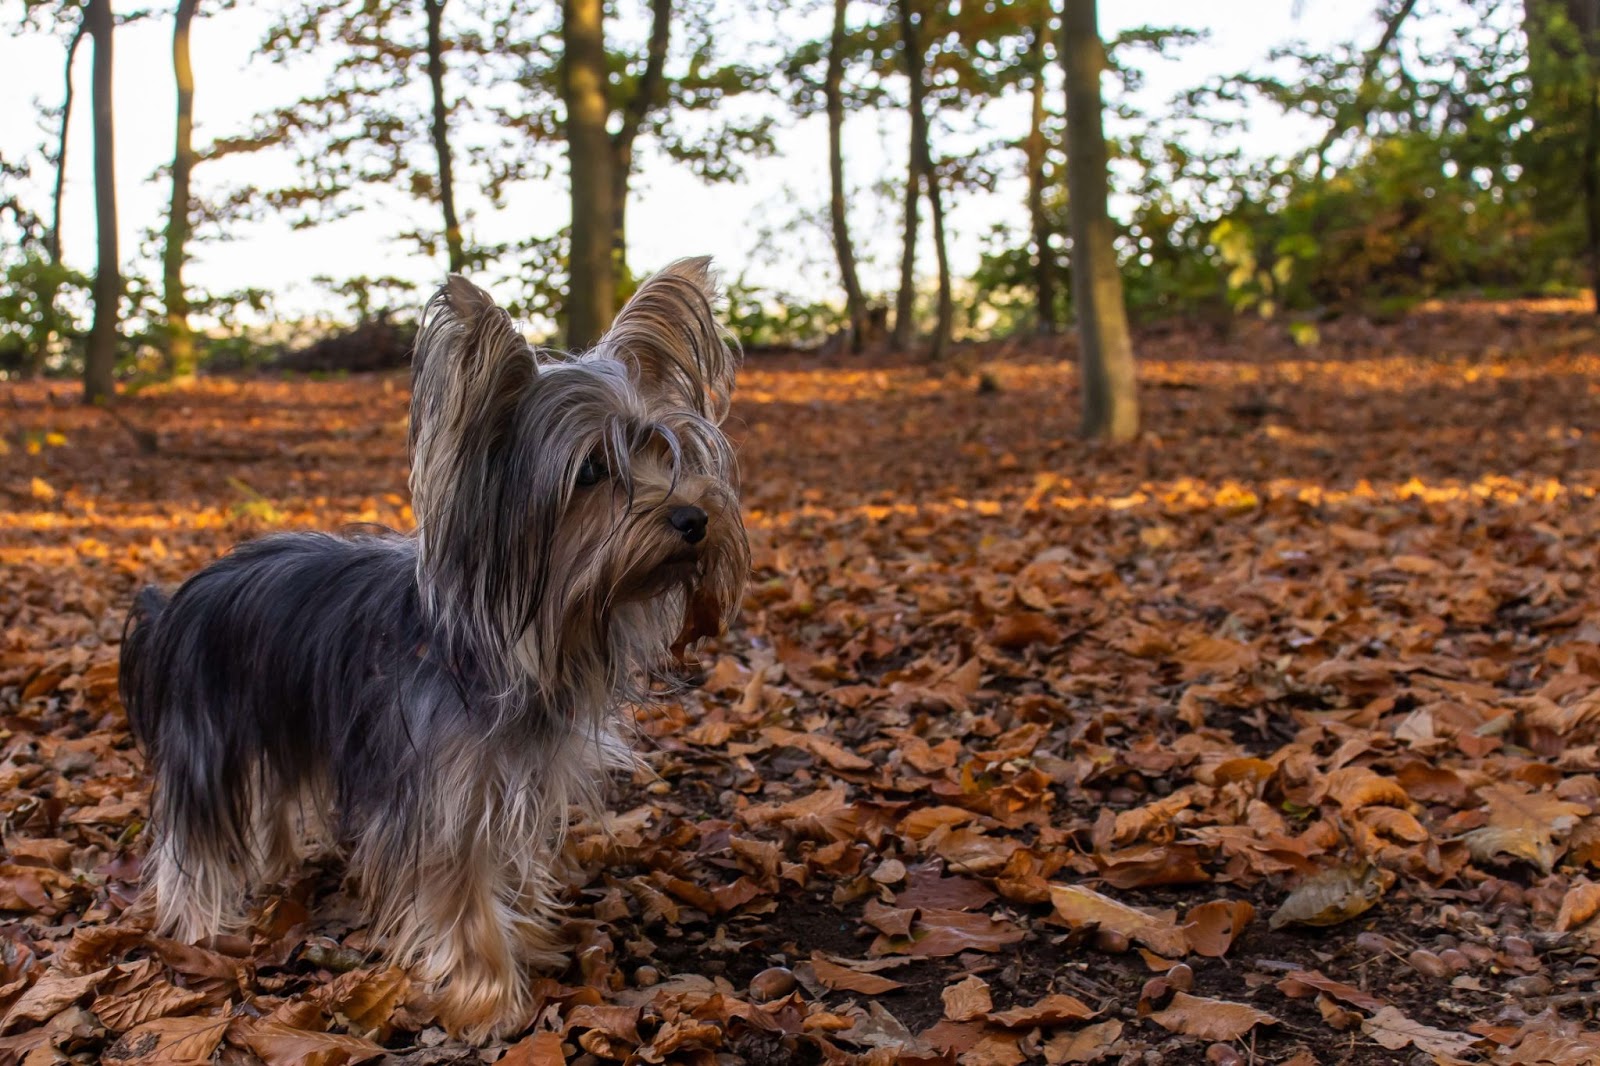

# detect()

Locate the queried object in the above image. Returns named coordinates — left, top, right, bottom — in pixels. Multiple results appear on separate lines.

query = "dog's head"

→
left=408, top=258, right=748, bottom=698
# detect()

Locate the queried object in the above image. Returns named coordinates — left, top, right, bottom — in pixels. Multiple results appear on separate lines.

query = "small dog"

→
left=119, top=258, right=748, bottom=1039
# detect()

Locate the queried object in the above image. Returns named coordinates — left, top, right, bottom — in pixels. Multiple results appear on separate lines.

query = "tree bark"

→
left=892, top=0, right=925, bottom=351
left=826, top=0, right=867, bottom=352
left=926, top=161, right=952, bottom=361
left=1586, top=66, right=1600, bottom=313
left=49, top=19, right=86, bottom=265
left=1061, top=0, right=1137, bottom=441
left=1025, top=15, right=1058, bottom=334
left=84, top=0, right=119, bottom=405
left=424, top=0, right=463, bottom=273
left=164, top=0, right=199, bottom=377
left=609, top=0, right=671, bottom=278
left=562, top=0, right=616, bottom=348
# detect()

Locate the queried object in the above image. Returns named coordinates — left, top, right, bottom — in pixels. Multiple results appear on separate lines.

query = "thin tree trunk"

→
left=892, top=0, right=925, bottom=351
left=1586, top=73, right=1600, bottom=313
left=609, top=0, right=671, bottom=278
left=84, top=0, right=119, bottom=405
left=826, top=0, right=867, bottom=352
left=164, top=0, right=198, bottom=378
left=562, top=0, right=615, bottom=348
left=1025, top=16, right=1058, bottom=334
left=424, top=0, right=463, bottom=273
left=49, top=20, right=85, bottom=265
left=926, top=162, right=952, bottom=361
left=1061, top=0, right=1137, bottom=441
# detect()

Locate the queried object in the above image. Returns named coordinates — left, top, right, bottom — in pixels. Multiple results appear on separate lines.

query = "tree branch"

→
left=1312, top=0, right=1419, bottom=179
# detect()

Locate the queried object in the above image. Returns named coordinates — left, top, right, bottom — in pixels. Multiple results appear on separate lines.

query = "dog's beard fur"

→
left=119, top=258, right=748, bottom=1041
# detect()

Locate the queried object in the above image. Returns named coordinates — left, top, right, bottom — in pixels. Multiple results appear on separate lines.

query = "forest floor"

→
left=4, top=299, right=1600, bottom=1065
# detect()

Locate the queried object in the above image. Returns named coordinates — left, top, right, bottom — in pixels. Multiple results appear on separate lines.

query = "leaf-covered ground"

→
left=4, top=300, right=1600, bottom=1065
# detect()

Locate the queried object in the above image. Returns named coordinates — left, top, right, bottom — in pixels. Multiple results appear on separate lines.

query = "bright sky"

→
left=0, top=2, right=1379, bottom=325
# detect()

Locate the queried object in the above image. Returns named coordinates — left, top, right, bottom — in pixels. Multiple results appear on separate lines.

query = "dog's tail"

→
left=119, top=585, right=169, bottom=748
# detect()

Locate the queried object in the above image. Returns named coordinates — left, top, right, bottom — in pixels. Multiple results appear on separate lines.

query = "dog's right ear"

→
left=409, top=275, right=533, bottom=462
left=409, top=276, right=534, bottom=577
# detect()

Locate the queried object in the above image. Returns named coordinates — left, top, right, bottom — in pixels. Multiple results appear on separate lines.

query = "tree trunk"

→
left=1586, top=68, right=1600, bottom=313
left=84, top=0, right=119, bottom=405
left=1025, top=15, right=1058, bottom=334
left=826, top=0, right=867, bottom=353
left=562, top=0, right=615, bottom=348
left=609, top=0, right=671, bottom=279
left=49, top=20, right=85, bottom=265
left=164, top=0, right=198, bottom=378
left=1523, top=0, right=1600, bottom=313
left=1061, top=0, right=1137, bottom=441
left=926, top=162, right=952, bottom=361
left=892, top=0, right=925, bottom=351
left=424, top=0, right=463, bottom=273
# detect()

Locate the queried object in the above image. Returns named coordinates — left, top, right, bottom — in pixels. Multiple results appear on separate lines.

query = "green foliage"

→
left=723, top=279, right=847, bottom=350
left=0, top=253, right=89, bottom=378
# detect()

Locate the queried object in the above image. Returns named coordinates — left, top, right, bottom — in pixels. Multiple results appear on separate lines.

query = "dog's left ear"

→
left=597, top=257, right=739, bottom=424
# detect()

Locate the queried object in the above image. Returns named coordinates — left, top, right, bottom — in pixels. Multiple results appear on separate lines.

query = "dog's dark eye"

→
left=575, top=458, right=607, bottom=487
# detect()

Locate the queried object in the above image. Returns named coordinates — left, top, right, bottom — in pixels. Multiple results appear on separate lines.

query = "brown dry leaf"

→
left=499, top=1031, right=567, bottom=1066
left=808, top=958, right=905, bottom=995
left=1556, top=878, right=1600, bottom=940
left=1043, top=1019, right=1124, bottom=1065
left=1274, top=969, right=1386, bottom=1011
left=878, top=908, right=1026, bottom=958
left=989, top=612, right=1062, bottom=649
left=988, top=993, right=1097, bottom=1028
left=1181, top=899, right=1255, bottom=957
left=1360, top=1005, right=1479, bottom=1059
left=1173, top=635, right=1255, bottom=679
left=239, top=1021, right=385, bottom=1066
left=1268, top=862, right=1396, bottom=930
left=319, top=966, right=409, bottom=1037
left=1, top=968, right=106, bottom=1032
left=90, top=980, right=209, bottom=1031
left=1321, top=766, right=1410, bottom=811
left=1048, top=883, right=1187, bottom=957
left=942, top=975, right=993, bottom=1022
left=960, top=1031, right=1027, bottom=1066
left=1147, top=992, right=1278, bottom=1041
left=1463, top=783, right=1589, bottom=872
left=100, top=1014, right=229, bottom=1065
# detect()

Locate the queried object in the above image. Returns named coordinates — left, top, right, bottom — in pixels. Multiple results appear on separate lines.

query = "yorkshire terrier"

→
left=119, top=258, right=748, bottom=1039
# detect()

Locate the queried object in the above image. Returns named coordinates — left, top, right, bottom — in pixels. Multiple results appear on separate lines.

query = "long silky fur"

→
left=120, top=259, right=747, bottom=1041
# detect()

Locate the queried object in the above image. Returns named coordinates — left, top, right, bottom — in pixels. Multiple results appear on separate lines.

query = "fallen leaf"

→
left=807, top=958, right=905, bottom=995
left=1463, top=783, right=1588, bottom=872
left=942, top=975, right=992, bottom=1021
left=239, top=1021, right=384, bottom=1066
left=1361, top=1005, right=1479, bottom=1059
left=1048, top=883, right=1187, bottom=957
left=989, top=993, right=1097, bottom=1028
left=101, top=1014, right=228, bottom=1065
left=1147, top=992, right=1278, bottom=1040
left=1269, top=862, right=1395, bottom=929
left=1043, top=1018, right=1124, bottom=1064
left=1181, top=899, right=1255, bottom=957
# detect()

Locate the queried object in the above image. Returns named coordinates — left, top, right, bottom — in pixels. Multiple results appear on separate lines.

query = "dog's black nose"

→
left=669, top=506, right=708, bottom=544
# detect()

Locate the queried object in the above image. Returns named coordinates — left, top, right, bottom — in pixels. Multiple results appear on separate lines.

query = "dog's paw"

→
left=431, top=966, right=532, bottom=1045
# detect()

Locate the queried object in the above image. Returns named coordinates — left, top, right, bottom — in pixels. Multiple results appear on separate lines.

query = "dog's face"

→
left=407, top=258, right=748, bottom=695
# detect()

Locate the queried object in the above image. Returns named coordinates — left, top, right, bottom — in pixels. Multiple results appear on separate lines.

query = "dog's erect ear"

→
left=596, top=257, right=739, bottom=424
left=409, top=275, right=533, bottom=461
left=409, top=276, right=534, bottom=590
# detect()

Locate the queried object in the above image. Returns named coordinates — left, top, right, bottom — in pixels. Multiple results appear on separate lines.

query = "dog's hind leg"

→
left=142, top=790, right=253, bottom=943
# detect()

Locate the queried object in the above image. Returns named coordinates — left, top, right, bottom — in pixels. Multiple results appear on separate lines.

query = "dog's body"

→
left=120, top=259, right=747, bottom=1039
